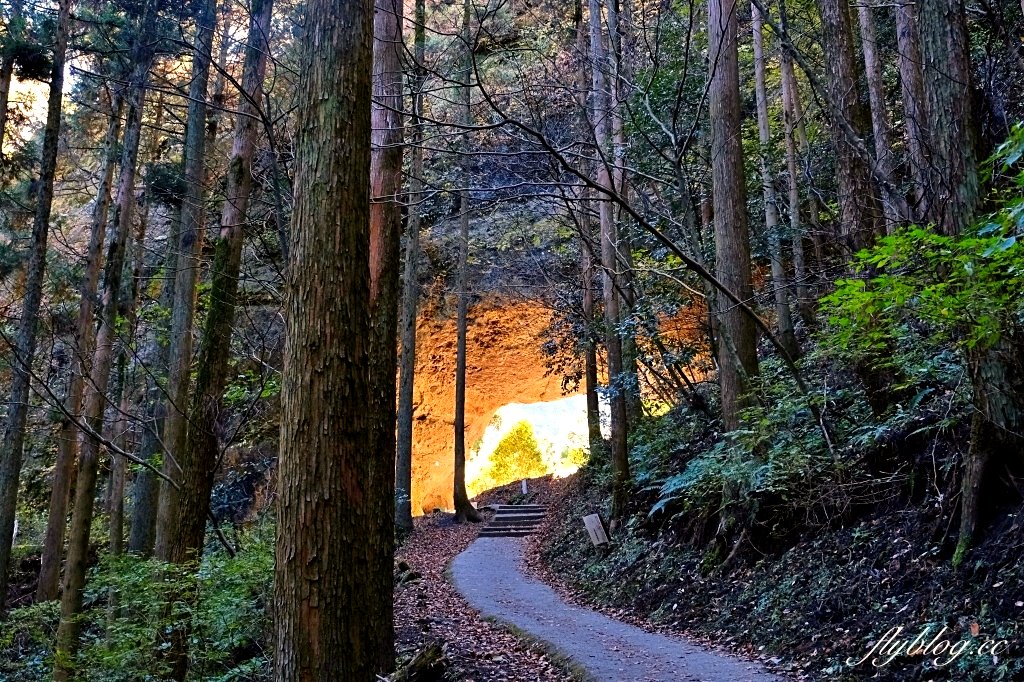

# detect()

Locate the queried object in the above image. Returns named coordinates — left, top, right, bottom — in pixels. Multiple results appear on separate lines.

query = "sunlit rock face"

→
left=465, top=395, right=608, bottom=497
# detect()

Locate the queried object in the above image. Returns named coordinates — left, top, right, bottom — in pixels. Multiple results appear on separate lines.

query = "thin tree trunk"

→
left=154, top=0, right=219, bottom=561
left=589, top=0, right=630, bottom=519
left=780, top=55, right=825, bottom=268
left=816, top=0, right=884, bottom=257
left=896, top=1, right=928, bottom=218
left=574, top=0, right=603, bottom=456
left=0, top=0, right=22, bottom=157
left=128, top=201, right=180, bottom=556
left=709, top=0, right=758, bottom=432
left=54, top=0, right=154, bottom=667
left=857, top=2, right=900, bottom=229
left=273, top=0, right=390, bottom=677
left=752, top=3, right=798, bottom=359
left=606, top=0, right=642, bottom=426
left=126, top=92, right=170, bottom=557
left=396, top=0, right=426, bottom=533
left=36, top=92, right=124, bottom=602
left=453, top=0, right=481, bottom=523
left=780, top=53, right=814, bottom=325
left=0, top=0, right=72, bottom=609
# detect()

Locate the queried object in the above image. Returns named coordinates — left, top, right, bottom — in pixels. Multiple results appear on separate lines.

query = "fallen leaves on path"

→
left=394, top=495, right=568, bottom=681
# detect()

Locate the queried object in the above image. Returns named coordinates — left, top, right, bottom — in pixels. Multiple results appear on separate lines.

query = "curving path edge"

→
left=451, top=538, right=782, bottom=682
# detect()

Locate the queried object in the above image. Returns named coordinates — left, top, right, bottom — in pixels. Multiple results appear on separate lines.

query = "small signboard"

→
left=583, top=513, right=609, bottom=546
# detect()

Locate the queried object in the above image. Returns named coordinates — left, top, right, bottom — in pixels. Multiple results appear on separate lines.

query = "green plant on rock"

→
left=485, top=420, right=547, bottom=486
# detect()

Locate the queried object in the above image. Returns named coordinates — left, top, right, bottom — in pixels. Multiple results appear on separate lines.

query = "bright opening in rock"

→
left=465, top=395, right=608, bottom=497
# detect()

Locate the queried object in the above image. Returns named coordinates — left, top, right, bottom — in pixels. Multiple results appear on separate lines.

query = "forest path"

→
left=451, top=538, right=782, bottom=682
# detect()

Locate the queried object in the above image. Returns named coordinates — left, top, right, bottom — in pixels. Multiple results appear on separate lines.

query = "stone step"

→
left=491, top=501, right=548, bottom=507
left=492, top=513, right=546, bottom=521
left=479, top=528, right=538, bottom=537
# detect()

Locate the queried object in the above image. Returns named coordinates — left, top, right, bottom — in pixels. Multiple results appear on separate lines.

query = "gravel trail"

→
left=451, top=537, right=782, bottom=682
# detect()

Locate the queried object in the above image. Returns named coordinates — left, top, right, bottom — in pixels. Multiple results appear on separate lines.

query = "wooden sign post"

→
left=582, top=513, right=609, bottom=546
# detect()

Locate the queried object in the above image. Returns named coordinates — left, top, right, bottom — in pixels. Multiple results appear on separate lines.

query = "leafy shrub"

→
left=3, top=523, right=273, bottom=681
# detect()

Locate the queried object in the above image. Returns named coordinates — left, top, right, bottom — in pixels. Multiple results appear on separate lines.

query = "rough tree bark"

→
left=453, top=0, right=481, bottom=523
left=0, top=0, right=72, bottom=609
left=54, top=0, right=155, bottom=669
left=36, top=92, right=124, bottom=601
left=919, top=0, right=978, bottom=235
left=708, top=0, right=758, bottom=432
left=895, top=1, right=929, bottom=218
left=857, top=2, right=900, bottom=229
left=752, top=3, right=798, bottom=359
left=154, top=0, right=219, bottom=560
left=396, top=0, right=426, bottom=532
left=589, top=0, right=630, bottom=518
left=365, top=0, right=402, bottom=662
left=815, top=0, right=884, bottom=256
left=273, top=0, right=393, bottom=677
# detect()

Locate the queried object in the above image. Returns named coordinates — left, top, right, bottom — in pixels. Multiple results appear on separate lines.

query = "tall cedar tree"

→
left=368, top=0, right=403, bottom=546
left=396, top=0, right=426, bottom=532
left=589, top=0, right=631, bottom=518
left=272, top=0, right=395, bottom=677
left=154, top=0, right=219, bottom=559
left=0, top=0, right=72, bottom=608
left=37, top=93, right=124, bottom=601
left=453, top=0, right=482, bottom=522
left=708, top=0, right=758, bottom=432
left=54, top=0, right=157, bottom=672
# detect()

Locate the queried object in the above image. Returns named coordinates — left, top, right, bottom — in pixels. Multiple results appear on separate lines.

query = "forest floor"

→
left=394, top=479, right=572, bottom=681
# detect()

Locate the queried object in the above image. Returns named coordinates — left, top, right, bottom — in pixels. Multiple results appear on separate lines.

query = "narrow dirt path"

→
left=451, top=538, right=782, bottom=682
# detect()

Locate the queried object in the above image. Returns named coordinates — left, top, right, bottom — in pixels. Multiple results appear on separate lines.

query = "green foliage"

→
left=478, top=421, right=548, bottom=489
left=2, top=524, right=273, bottom=681
left=223, top=369, right=281, bottom=407
left=822, top=124, right=1024, bottom=365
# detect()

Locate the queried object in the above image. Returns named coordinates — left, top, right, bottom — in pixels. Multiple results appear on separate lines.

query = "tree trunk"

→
left=36, top=92, right=124, bottom=602
left=273, top=0, right=392, bottom=677
left=857, top=2, right=900, bottom=229
left=708, top=0, right=758, bottom=432
left=453, top=0, right=481, bottom=523
left=589, top=0, right=630, bottom=519
left=780, top=54, right=826, bottom=268
left=574, top=0, right=603, bottom=456
left=125, top=93, right=171, bottom=558
left=54, top=2, right=154, bottom=667
left=0, top=0, right=72, bottom=610
left=918, top=0, right=978, bottom=235
left=128, top=200, right=180, bottom=556
left=895, top=1, right=928, bottom=219
left=0, top=0, right=22, bottom=156
left=606, top=0, right=642, bottom=426
left=752, top=3, right=798, bottom=359
left=956, top=340, right=1024, bottom=565
left=816, top=0, right=884, bottom=257
left=780, top=53, right=814, bottom=325
left=166, top=0, right=273, bottom=572
left=154, top=0, right=219, bottom=561
left=396, top=0, right=426, bottom=533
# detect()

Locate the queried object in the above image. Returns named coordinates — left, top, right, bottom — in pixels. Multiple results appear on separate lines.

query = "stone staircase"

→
left=478, top=504, right=548, bottom=538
